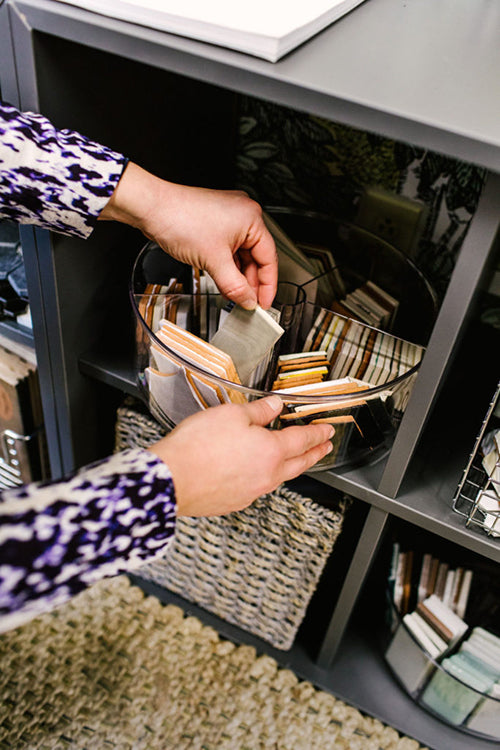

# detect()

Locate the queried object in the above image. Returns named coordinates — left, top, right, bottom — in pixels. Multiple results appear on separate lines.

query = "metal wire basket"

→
left=453, top=380, right=500, bottom=538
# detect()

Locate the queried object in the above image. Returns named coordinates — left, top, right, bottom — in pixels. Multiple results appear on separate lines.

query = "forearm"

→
left=0, top=448, right=176, bottom=632
left=0, top=100, right=127, bottom=237
left=0, top=99, right=277, bottom=307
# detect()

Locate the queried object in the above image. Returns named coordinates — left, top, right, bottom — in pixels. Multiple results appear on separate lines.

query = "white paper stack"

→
left=54, top=0, right=367, bottom=62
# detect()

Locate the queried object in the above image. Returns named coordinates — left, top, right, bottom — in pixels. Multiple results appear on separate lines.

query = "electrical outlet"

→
left=355, top=186, right=427, bottom=257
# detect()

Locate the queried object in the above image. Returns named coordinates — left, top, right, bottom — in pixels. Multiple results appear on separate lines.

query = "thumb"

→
left=209, top=258, right=258, bottom=310
left=244, top=395, right=284, bottom=427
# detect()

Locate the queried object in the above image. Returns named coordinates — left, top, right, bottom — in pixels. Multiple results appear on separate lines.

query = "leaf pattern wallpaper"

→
left=235, top=96, right=487, bottom=302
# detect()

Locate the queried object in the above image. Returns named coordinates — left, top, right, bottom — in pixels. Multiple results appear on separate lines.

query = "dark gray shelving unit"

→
left=3, top=1, right=500, bottom=747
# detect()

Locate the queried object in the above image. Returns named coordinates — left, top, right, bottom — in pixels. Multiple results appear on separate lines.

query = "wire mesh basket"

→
left=453, top=380, right=500, bottom=538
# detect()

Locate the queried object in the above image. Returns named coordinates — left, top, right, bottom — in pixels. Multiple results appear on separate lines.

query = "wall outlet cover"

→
left=355, top=186, right=427, bottom=257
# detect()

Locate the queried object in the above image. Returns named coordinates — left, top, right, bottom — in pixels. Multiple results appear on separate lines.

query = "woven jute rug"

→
left=0, top=576, right=426, bottom=750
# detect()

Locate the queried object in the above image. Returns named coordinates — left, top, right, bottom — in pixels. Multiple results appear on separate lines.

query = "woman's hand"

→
left=147, top=396, right=334, bottom=517
left=100, top=162, right=277, bottom=310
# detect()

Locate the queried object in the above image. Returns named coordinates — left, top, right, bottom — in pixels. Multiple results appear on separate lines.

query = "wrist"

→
left=98, top=162, right=169, bottom=235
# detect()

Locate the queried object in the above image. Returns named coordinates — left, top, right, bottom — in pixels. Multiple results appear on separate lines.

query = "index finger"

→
left=275, top=422, right=335, bottom=459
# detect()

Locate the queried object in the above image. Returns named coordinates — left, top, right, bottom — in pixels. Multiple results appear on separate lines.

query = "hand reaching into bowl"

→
left=148, top=395, right=334, bottom=517
left=100, top=162, right=277, bottom=311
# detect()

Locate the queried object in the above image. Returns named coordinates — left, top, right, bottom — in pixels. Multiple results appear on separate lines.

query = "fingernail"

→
left=266, top=395, right=283, bottom=411
left=240, top=296, right=257, bottom=310
left=325, top=442, right=334, bottom=454
left=326, top=426, right=335, bottom=439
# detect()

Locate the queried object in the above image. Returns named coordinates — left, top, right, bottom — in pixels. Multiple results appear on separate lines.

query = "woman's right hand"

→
left=100, top=163, right=277, bottom=310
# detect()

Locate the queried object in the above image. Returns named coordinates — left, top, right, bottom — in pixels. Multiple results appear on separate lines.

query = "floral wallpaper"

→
left=235, top=96, right=487, bottom=302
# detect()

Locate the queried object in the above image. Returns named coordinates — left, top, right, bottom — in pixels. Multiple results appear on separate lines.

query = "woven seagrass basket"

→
left=115, top=399, right=347, bottom=650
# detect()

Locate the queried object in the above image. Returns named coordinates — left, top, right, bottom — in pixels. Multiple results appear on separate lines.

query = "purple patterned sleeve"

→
left=0, top=100, right=128, bottom=237
left=0, top=448, right=176, bottom=632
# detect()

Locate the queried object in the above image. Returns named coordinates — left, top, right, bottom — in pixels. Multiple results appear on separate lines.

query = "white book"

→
left=351, top=287, right=389, bottom=327
left=442, top=569, right=456, bottom=609
left=468, top=632, right=500, bottom=663
left=55, top=0, right=367, bottom=62
left=364, top=280, right=399, bottom=326
left=410, top=612, right=448, bottom=657
left=417, top=553, right=433, bottom=604
left=403, top=613, right=443, bottom=660
left=424, top=595, right=468, bottom=642
left=342, top=292, right=381, bottom=327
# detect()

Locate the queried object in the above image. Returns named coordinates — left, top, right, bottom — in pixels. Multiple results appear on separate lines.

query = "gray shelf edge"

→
left=81, top=349, right=500, bottom=564
left=12, top=0, right=500, bottom=173
left=79, top=350, right=140, bottom=398
left=317, top=468, right=500, bottom=565
left=129, top=576, right=499, bottom=750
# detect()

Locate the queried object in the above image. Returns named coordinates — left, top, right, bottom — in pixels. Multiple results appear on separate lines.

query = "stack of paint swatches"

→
left=145, top=301, right=286, bottom=425
left=275, top=376, right=394, bottom=462
left=211, top=304, right=284, bottom=387
left=304, top=308, right=424, bottom=413
left=137, top=267, right=221, bottom=343
left=146, top=319, right=247, bottom=426
left=331, top=280, right=399, bottom=330
left=263, top=212, right=345, bottom=304
left=272, top=351, right=330, bottom=391
left=138, top=280, right=186, bottom=334
left=191, top=267, right=222, bottom=340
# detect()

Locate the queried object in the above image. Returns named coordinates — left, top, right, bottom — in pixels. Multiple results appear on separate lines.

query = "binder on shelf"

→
left=0, top=338, right=48, bottom=488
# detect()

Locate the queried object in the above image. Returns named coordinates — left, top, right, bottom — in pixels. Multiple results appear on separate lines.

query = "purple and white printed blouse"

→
left=0, top=100, right=127, bottom=237
left=0, top=101, right=177, bottom=632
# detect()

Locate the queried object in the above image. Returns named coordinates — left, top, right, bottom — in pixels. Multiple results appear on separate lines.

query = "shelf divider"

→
left=378, top=171, right=500, bottom=499
left=316, top=504, right=388, bottom=668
